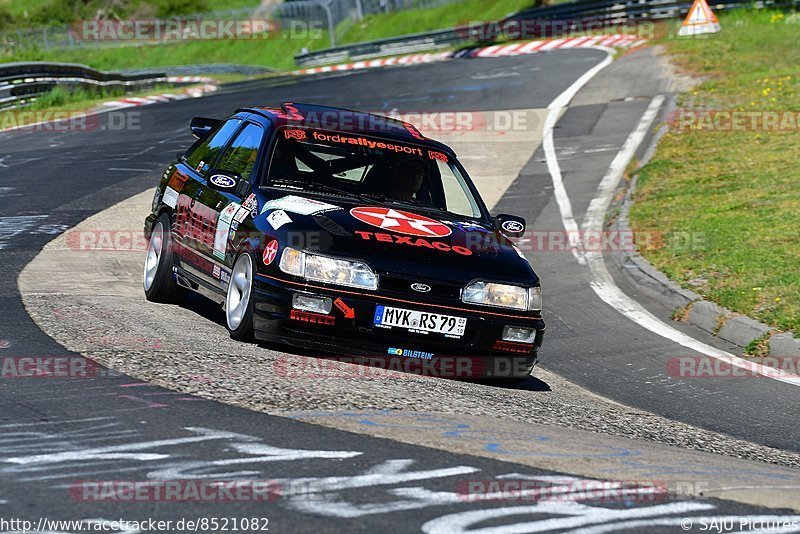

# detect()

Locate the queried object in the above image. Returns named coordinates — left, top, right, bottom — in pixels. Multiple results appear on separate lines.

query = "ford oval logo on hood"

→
left=411, top=283, right=432, bottom=293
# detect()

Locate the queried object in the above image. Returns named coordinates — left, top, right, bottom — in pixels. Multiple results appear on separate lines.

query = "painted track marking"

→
left=543, top=49, right=800, bottom=387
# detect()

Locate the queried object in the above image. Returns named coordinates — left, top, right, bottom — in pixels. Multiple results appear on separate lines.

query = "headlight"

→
left=279, top=247, right=378, bottom=290
left=462, top=281, right=542, bottom=311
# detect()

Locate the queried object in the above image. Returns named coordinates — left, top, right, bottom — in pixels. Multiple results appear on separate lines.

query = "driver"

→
left=387, top=158, right=427, bottom=201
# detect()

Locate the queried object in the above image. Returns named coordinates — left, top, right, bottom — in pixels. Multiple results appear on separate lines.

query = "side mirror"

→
left=190, top=117, right=221, bottom=139
left=207, top=170, right=242, bottom=193
left=495, top=214, right=526, bottom=238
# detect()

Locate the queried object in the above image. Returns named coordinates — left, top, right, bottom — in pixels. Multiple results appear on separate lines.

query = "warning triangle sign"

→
left=679, top=0, right=721, bottom=36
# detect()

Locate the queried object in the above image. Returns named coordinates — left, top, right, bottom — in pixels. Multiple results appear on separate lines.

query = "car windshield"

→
left=261, top=128, right=485, bottom=219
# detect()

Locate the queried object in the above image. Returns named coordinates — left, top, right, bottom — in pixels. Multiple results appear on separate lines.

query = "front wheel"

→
left=226, top=252, right=255, bottom=341
left=143, top=214, right=184, bottom=303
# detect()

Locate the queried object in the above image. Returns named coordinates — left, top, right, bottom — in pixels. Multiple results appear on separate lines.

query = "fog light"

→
left=292, top=293, right=333, bottom=315
left=502, top=325, right=536, bottom=344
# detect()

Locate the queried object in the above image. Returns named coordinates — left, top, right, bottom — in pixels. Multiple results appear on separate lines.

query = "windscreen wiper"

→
left=267, top=180, right=358, bottom=198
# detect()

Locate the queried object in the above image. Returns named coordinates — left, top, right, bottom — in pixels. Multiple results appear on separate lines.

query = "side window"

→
left=437, top=159, right=481, bottom=218
left=216, top=123, right=264, bottom=181
left=184, top=119, right=242, bottom=175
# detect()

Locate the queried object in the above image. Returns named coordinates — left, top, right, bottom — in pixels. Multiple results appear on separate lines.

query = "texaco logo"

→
left=350, top=207, right=452, bottom=238
left=263, top=239, right=279, bottom=266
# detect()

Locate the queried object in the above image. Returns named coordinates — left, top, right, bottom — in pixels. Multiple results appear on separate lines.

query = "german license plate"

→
left=373, top=305, right=467, bottom=338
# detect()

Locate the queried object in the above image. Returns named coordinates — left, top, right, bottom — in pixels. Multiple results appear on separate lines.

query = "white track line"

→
left=542, top=47, right=615, bottom=265
left=543, top=49, right=800, bottom=387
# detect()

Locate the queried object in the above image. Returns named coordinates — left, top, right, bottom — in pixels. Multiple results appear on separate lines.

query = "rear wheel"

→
left=143, top=214, right=184, bottom=303
left=226, top=252, right=255, bottom=341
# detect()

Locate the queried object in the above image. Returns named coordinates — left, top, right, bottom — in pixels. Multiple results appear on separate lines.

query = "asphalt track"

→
left=2, top=48, right=800, bottom=531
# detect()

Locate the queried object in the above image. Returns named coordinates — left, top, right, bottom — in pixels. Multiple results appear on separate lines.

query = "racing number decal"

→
left=263, top=239, right=279, bottom=266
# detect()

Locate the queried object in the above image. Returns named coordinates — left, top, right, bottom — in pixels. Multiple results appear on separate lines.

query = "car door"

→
left=173, top=117, right=242, bottom=280
left=192, top=121, right=267, bottom=289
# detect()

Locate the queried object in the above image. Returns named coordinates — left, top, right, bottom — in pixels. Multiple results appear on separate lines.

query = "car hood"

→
left=256, top=193, right=538, bottom=286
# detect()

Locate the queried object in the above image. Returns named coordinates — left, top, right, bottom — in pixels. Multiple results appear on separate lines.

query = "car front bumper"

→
left=252, top=273, right=545, bottom=379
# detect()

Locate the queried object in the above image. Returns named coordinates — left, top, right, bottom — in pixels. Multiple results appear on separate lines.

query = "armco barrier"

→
left=0, top=62, right=168, bottom=110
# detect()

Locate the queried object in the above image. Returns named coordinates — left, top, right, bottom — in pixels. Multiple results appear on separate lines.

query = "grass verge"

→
left=630, top=9, right=800, bottom=332
left=2, top=0, right=537, bottom=71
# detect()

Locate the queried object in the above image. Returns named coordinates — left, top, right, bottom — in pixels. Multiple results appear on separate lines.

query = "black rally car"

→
left=143, top=103, right=544, bottom=379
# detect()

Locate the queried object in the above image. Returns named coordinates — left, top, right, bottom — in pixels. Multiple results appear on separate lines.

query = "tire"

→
left=225, top=252, right=255, bottom=341
left=143, top=213, right=184, bottom=303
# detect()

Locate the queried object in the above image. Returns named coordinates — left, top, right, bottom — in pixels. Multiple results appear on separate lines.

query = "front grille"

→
left=378, top=274, right=461, bottom=300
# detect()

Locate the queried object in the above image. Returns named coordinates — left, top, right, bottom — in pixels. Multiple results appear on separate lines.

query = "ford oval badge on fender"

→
left=411, top=283, right=432, bottom=293
left=209, top=174, right=236, bottom=189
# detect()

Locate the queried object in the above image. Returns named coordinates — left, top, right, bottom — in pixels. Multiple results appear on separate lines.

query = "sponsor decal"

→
left=267, top=209, right=293, bottom=230
left=161, top=186, right=179, bottom=209
left=242, top=193, right=258, bottom=213
left=174, top=241, right=215, bottom=273
left=263, top=239, right=279, bottom=266
left=213, top=202, right=241, bottom=260
left=196, top=160, right=205, bottom=173
left=209, top=173, right=236, bottom=189
left=501, top=220, right=525, bottom=233
left=411, top=283, right=432, bottom=293
left=233, top=206, right=249, bottom=224
left=261, top=195, right=341, bottom=216
left=428, top=150, right=449, bottom=163
left=388, top=347, right=435, bottom=360
left=167, top=170, right=189, bottom=192
left=333, top=297, right=355, bottom=319
left=355, top=231, right=472, bottom=256
left=404, top=123, right=425, bottom=140
left=311, top=131, right=424, bottom=156
left=493, top=340, right=534, bottom=354
left=284, top=129, right=307, bottom=140
left=350, top=207, right=452, bottom=238
left=451, top=221, right=490, bottom=233
left=211, top=264, right=231, bottom=285
left=289, top=310, right=335, bottom=326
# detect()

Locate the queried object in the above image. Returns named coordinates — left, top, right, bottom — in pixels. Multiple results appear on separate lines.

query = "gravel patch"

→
left=22, top=291, right=800, bottom=469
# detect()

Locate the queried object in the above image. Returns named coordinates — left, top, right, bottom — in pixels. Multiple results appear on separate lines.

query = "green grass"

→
left=5, top=31, right=330, bottom=71
left=2, top=0, right=539, bottom=71
left=630, top=9, right=800, bottom=332
left=338, top=0, right=536, bottom=44
left=0, top=0, right=260, bottom=29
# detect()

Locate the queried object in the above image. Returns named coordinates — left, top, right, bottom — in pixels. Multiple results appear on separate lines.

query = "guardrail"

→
left=0, top=62, right=168, bottom=110
left=294, top=0, right=799, bottom=66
